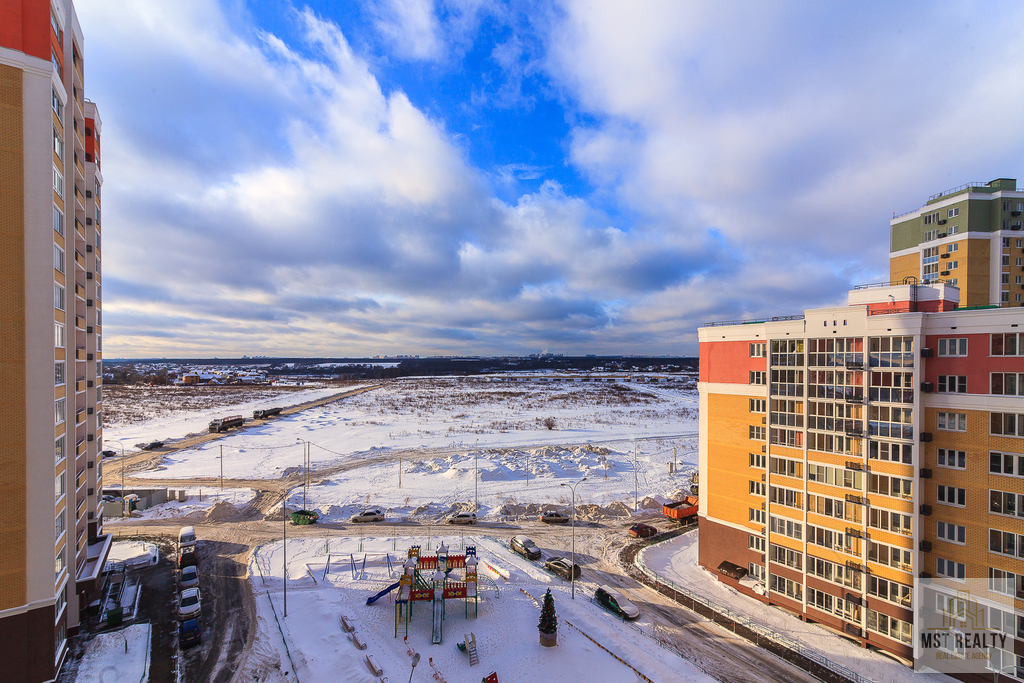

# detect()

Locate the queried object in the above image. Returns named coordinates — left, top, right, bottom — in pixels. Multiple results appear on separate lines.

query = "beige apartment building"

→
left=0, top=0, right=109, bottom=680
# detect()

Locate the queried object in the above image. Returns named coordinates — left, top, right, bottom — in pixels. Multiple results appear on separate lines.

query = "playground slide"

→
left=365, top=581, right=401, bottom=605
left=432, top=596, right=444, bottom=644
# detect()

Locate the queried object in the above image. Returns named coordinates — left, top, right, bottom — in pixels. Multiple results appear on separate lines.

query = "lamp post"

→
left=407, top=652, right=420, bottom=683
left=560, top=477, right=587, bottom=599
left=474, top=440, right=479, bottom=511
left=633, top=443, right=639, bottom=512
left=110, top=440, right=127, bottom=513
left=283, top=496, right=288, bottom=617
left=295, top=439, right=311, bottom=511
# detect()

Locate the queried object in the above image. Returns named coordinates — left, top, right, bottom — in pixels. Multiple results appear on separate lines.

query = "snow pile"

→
left=73, top=624, right=151, bottom=683
left=104, top=541, right=159, bottom=571
left=105, top=487, right=256, bottom=523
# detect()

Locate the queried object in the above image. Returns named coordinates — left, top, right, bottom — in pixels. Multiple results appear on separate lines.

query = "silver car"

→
left=350, top=508, right=385, bottom=523
left=178, top=587, right=202, bottom=620
left=179, top=565, right=199, bottom=589
left=446, top=512, right=477, bottom=525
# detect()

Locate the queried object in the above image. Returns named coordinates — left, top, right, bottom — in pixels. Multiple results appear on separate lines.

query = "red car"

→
left=628, top=523, right=658, bottom=539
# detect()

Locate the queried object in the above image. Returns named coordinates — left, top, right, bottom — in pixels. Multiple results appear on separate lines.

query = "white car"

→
left=446, top=512, right=477, bottom=525
left=350, top=508, right=385, bottom=523
left=179, top=565, right=199, bottom=589
left=178, top=587, right=202, bottom=620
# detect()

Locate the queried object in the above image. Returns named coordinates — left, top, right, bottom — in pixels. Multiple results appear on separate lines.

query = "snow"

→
left=640, top=533, right=953, bottom=683
left=105, top=487, right=256, bottom=522
left=102, top=384, right=350, bottom=451
left=104, top=541, right=159, bottom=571
left=73, top=624, right=151, bottom=683
left=246, top=535, right=715, bottom=683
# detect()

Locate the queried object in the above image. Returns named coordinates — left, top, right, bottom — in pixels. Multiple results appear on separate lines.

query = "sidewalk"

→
left=637, top=532, right=952, bottom=683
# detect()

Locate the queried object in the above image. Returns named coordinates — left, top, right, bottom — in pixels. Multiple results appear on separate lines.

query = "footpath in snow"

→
left=640, top=532, right=953, bottom=683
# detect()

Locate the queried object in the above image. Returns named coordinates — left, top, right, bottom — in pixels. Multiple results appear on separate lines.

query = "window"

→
left=937, top=485, right=966, bottom=507
left=749, top=507, right=765, bottom=523
left=991, top=412, right=1024, bottom=437
left=749, top=452, right=765, bottom=468
left=769, top=485, right=802, bottom=509
left=749, top=425, right=766, bottom=440
left=949, top=260, right=958, bottom=270
left=1002, top=292, right=1011, bottom=303
left=54, top=322, right=64, bottom=348
left=1003, top=273, right=1011, bottom=285
left=769, top=427, right=802, bottom=447
left=51, top=49, right=61, bottom=78
left=866, top=609, right=912, bottom=644
left=53, top=284, right=64, bottom=311
left=869, top=405, right=913, bottom=439
left=768, top=544, right=802, bottom=570
left=924, top=212, right=940, bottom=225
left=769, top=515, right=802, bottom=540
left=869, top=336, right=914, bottom=368
left=806, top=464, right=863, bottom=490
left=1016, top=276, right=1023, bottom=285
left=868, top=540, right=912, bottom=571
left=868, top=474, right=912, bottom=499
left=991, top=489, right=1024, bottom=518
left=946, top=242, right=959, bottom=253
left=769, top=574, right=802, bottom=601
left=749, top=371, right=766, bottom=385
left=54, top=245, right=64, bottom=274
left=749, top=398, right=766, bottom=413
left=807, top=494, right=861, bottom=523
left=991, top=373, right=1024, bottom=396
left=990, top=452, right=1024, bottom=477
left=867, top=576, right=912, bottom=608
left=807, top=587, right=860, bottom=621
left=923, top=246, right=940, bottom=279
left=769, top=456, right=802, bottom=479
left=54, top=398, right=65, bottom=425
left=749, top=480, right=766, bottom=496
left=749, top=342, right=766, bottom=358
left=54, top=435, right=64, bottom=463
left=54, top=361, right=64, bottom=386
left=923, top=229, right=939, bottom=242
left=937, top=375, right=967, bottom=393
left=938, top=338, right=967, bottom=356
left=937, top=521, right=966, bottom=544
left=937, top=448, right=965, bottom=469
left=53, top=205, right=64, bottom=236
left=52, top=127, right=63, bottom=162
left=990, top=529, right=1024, bottom=559
left=868, top=508, right=911, bottom=535
left=748, top=535, right=765, bottom=552
left=948, top=207, right=959, bottom=218
left=938, top=411, right=966, bottom=431
left=869, top=441, right=913, bottom=464
left=52, top=166, right=63, bottom=195
left=55, top=471, right=64, bottom=501
left=52, top=88, right=63, bottom=123
left=55, top=510, right=64, bottom=541
left=55, top=544, right=65, bottom=582
left=869, top=370, right=914, bottom=403
left=748, top=563, right=765, bottom=581
left=989, top=567, right=1023, bottom=597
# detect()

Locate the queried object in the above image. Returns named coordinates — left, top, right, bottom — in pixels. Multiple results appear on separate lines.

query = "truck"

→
left=252, top=407, right=282, bottom=420
left=663, top=496, right=699, bottom=525
left=209, top=415, right=244, bottom=433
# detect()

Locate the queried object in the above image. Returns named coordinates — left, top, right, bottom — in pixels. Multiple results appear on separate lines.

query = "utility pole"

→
left=220, top=444, right=223, bottom=492
left=303, top=441, right=307, bottom=511
left=561, top=478, right=587, bottom=599
left=398, top=455, right=402, bottom=489
left=526, top=452, right=529, bottom=486
left=283, top=498, right=288, bottom=617
left=634, top=443, right=639, bottom=512
left=474, top=440, right=479, bottom=510
left=673, top=447, right=677, bottom=476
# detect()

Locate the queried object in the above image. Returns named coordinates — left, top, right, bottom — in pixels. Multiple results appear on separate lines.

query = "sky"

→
left=76, top=0, right=1024, bottom=358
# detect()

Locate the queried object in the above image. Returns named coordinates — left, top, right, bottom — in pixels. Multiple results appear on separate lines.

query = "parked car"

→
left=179, top=565, right=199, bottom=589
left=595, top=585, right=640, bottom=620
left=628, top=523, right=658, bottom=539
left=510, top=536, right=541, bottom=561
left=446, top=512, right=477, bottom=525
left=178, top=546, right=198, bottom=570
left=544, top=557, right=581, bottom=581
left=179, top=618, right=202, bottom=648
left=100, top=449, right=116, bottom=457
left=178, top=587, right=202, bottom=620
left=539, top=511, right=570, bottom=524
left=350, top=508, right=385, bottom=523
left=178, top=526, right=197, bottom=548
left=142, top=441, right=164, bottom=450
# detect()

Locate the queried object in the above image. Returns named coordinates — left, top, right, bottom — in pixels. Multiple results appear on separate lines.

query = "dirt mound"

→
left=603, top=501, right=633, bottom=517
left=205, top=501, right=244, bottom=522
left=639, top=496, right=662, bottom=510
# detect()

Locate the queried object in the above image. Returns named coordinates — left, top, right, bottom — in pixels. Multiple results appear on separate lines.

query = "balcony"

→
left=74, top=250, right=85, bottom=269
left=844, top=426, right=864, bottom=438
left=75, top=379, right=85, bottom=393
left=75, top=346, right=85, bottom=361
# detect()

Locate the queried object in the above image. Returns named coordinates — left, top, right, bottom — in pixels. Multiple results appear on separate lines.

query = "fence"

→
left=632, top=542, right=875, bottom=683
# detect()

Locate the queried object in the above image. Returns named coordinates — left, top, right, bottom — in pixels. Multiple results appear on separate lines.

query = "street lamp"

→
left=407, top=652, right=420, bottom=683
left=295, top=439, right=311, bottom=511
left=110, top=440, right=127, bottom=513
left=560, top=477, right=587, bottom=599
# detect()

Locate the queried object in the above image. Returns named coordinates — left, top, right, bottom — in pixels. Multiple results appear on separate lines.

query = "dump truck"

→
left=663, top=495, right=698, bottom=525
left=209, top=415, right=244, bottom=433
left=252, top=407, right=282, bottom=420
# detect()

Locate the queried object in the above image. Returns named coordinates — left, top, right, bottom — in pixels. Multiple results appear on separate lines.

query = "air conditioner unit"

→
left=920, top=432, right=933, bottom=442
left=920, top=468, right=932, bottom=479
left=85, top=190, right=92, bottom=198
left=85, top=244, right=92, bottom=252
left=919, top=571, right=933, bottom=579
left=921, top=382, right=933, bottom=392
left=938, top=219, right=947, bottom=225
left=938, top=233, right=947, bottom=238
left=920, top=504, right=933, bottom=516
left=919, top=540, right=932, bottom=552
left=940, top=270, right=950, bottom=276
left=921, top=348, right=933, bottom=357
left=941, top=253, right=950, bottom=259
left=85, top=217, right=92, bottom=225
left=1013, top=211, right=1022, bottom=217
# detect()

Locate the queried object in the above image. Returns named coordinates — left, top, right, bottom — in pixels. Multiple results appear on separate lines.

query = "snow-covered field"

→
left=641, top=533, right=952, bottom=683
left=72, top=623, right=151, bottom=683
left=131, top=376, right=700, bottom=523
left=105, top=487, right=256, bottom=522
left=244, top=534, right=714, bottom=683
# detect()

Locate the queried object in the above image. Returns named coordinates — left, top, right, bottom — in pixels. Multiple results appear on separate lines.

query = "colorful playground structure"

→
left=365, top=544, right=479, bottom=644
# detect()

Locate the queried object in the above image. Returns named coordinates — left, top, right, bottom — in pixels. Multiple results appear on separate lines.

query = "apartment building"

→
left=0, top=0, right=108, bottom=680
left=890, top=178, right=1024, bottom=307
left=697, top=281, right=1024, bottom=673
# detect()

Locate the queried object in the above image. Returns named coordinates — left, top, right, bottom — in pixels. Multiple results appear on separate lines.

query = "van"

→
left=178, top=526, right=196, bottom=549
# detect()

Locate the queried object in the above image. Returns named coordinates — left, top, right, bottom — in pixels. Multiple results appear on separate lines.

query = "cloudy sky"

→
left=78, top=0, right=1024, bottom=358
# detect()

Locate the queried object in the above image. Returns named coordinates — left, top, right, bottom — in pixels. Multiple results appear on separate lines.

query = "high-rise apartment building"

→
left=698, top=281, right=1024, bottom=672
left=0, top=1, right=108, bottom=679
left=890, top=178, right=1024, bottom=307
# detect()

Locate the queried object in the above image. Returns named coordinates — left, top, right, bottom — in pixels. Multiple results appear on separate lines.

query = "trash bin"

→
left=107, top=605, right=123, bottom=627
left=291, top=510, right=318, bottom=525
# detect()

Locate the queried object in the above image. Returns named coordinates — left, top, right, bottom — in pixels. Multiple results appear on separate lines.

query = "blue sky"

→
left=77, top=0, right=1024, bottom=358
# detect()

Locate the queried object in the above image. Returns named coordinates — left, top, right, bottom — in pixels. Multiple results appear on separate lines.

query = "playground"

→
left=247, top=534, right=713, bottom=683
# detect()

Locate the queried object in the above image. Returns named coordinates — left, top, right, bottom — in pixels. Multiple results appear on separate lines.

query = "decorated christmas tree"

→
left=538, top=588, right=558, bottom=634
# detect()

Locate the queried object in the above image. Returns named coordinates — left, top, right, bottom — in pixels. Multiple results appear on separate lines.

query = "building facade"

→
left=890, top=178, right=1024, bottom=307
left=0, top=1, right=108, bottom=680
left=698, top=282, right=1024, bottom=672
